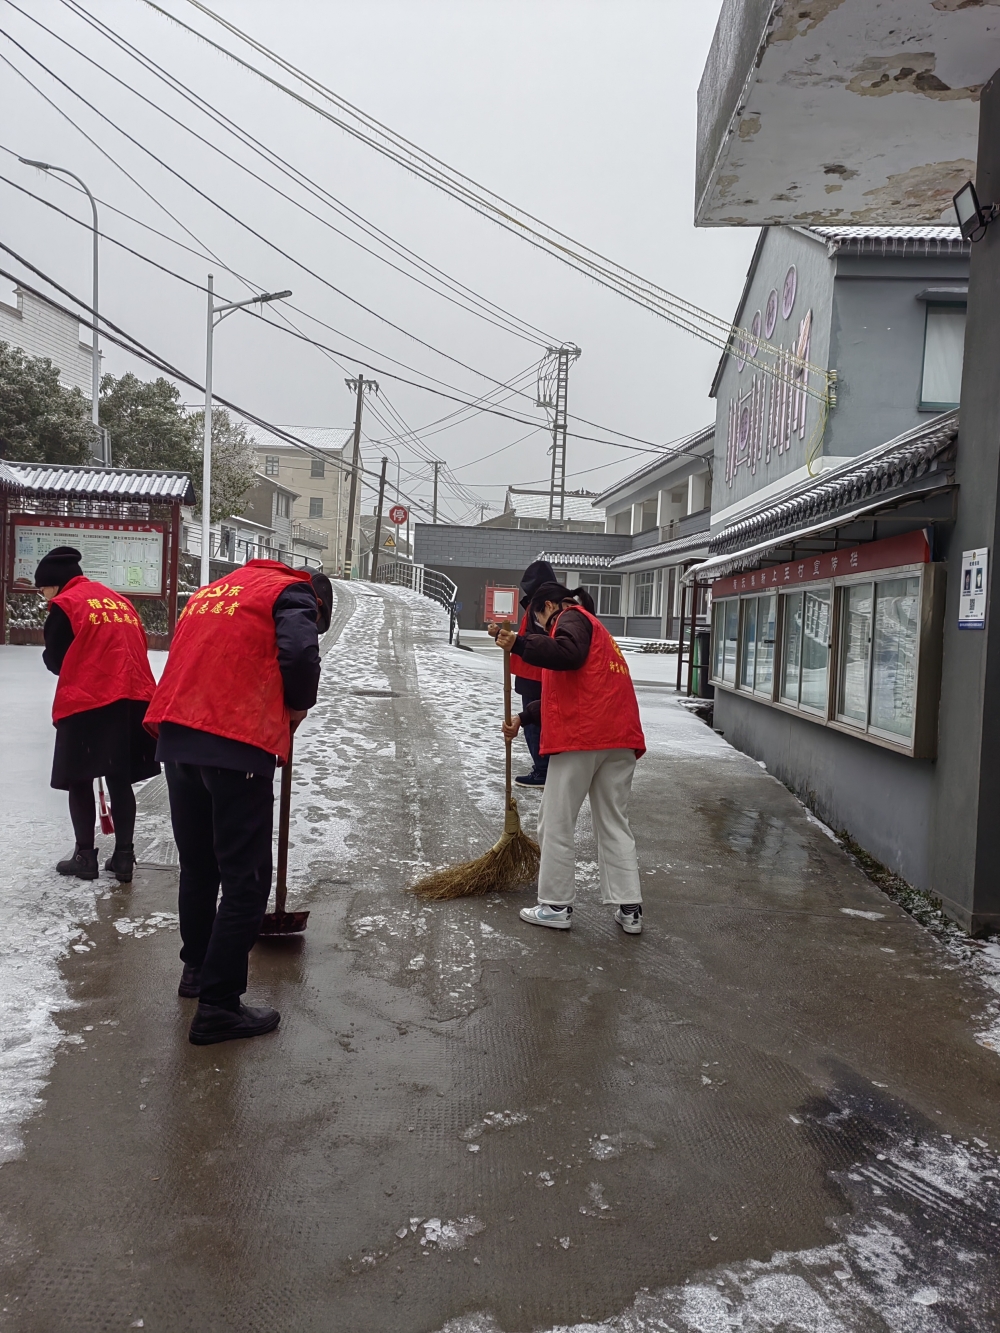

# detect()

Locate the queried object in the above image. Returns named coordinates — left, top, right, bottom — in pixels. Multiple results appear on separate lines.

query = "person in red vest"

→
left=36, top=546, right=159, bottom=883
left=145, top=558, right=323, bottom=1046
left=507, top=559, right=555, bottom=788
left=496, top=582, right=646, bottom=935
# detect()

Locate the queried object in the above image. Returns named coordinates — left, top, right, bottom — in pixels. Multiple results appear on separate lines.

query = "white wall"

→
left=0, top=288, right=94, bottom=396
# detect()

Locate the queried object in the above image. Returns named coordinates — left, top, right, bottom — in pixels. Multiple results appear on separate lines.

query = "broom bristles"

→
left=410, top=799, right=539, bottom=901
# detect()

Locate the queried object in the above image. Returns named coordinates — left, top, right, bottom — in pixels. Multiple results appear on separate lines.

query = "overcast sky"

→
left=0, top=0, right=756, bottom=523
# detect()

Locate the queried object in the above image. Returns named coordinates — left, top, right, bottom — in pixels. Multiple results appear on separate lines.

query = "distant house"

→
left=480, top=486, right=606, bottom=533
left=246, top=425, right=354, bottom=575
left=0, top=285, right=95, bottom=396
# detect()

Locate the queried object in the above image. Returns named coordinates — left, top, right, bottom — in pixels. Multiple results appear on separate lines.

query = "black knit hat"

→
left=34, top=546, right=83, bottom=589
left=311, top=571, right=333, bottom=635
left=519, top=559, right=557, bottom=609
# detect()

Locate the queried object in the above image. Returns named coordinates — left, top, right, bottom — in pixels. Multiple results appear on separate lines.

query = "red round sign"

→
left=389, top=504, right=408, bottom=525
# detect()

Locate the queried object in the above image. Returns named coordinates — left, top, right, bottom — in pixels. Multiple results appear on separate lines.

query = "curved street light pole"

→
left=19, top=159, right=101, bottom=448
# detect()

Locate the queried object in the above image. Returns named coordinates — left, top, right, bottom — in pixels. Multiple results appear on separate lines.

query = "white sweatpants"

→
left=536, top=749, right=641, bottom=907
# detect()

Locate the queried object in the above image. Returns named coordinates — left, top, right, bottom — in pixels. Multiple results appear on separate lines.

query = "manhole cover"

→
left=351, top=689, right=398, bottom=698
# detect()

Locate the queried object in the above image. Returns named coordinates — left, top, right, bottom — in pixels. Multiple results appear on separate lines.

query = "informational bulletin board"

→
left=959, top=548, right=988, bottom=630
left=10, top=518, right=166, bottom=598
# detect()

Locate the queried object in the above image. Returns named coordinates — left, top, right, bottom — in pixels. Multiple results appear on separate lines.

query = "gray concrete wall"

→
left=712, top=228, right=835, bottom=513
left=413, top=524, right=629, bottom=571
left=714, top=688, right=935, bottom=893
left=827, top=257, right=968, bottom=460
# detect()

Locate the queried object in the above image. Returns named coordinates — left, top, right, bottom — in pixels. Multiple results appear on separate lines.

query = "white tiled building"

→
left=0, top=286, right=94, bottom=395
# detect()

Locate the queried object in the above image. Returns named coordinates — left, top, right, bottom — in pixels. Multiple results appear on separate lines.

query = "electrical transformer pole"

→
left=536, top=344, right=581, bottom=521
left=343, top=373, right=378, bottom=578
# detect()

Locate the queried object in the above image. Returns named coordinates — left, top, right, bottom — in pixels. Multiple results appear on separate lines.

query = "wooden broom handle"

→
left=502, top=619, right=512, bottom=802
left=276, top=734, right=294, bottom=913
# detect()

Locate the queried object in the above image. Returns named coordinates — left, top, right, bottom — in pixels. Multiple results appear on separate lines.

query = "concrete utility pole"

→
left=536, top=344, right=581, bottom=521
left=369, top=456, right=388, bottom=583
left=343, top=374, right=378, bottom=578
left=432, top=461, right=443, bottom=524
left=200, top=277, right=292, bottom=587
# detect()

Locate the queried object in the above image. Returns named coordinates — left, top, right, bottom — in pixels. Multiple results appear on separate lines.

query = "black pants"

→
left=164, top=763, right=274, bottom=1011
left=67, top=778, right=137, bottom=850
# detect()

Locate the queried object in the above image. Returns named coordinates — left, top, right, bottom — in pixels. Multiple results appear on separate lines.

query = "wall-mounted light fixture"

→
left=954, top=180, right=998, bottom=242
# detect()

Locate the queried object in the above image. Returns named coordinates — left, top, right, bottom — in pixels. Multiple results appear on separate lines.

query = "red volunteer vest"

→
left=50, top=576, right=155, bottom=723
left=509, top=612, right=543, bottom=683
left=145, top=560, right=312, bottom=763
left=540, top=608, right=646, bottom=758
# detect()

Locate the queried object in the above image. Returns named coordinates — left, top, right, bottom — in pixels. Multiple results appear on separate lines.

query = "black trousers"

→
left=164, top=763, right=274, bottom=1010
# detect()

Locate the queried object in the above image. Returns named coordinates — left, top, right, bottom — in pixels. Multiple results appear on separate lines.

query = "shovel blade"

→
left=258, top=909, right=310, bottom=938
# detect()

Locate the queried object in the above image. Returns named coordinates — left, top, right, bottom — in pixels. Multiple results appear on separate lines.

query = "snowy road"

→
left=2, top=585, right=1000, bottom=1331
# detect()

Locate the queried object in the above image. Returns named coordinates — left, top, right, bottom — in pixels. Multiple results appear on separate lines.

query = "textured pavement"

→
left=2, top=584, right=1000, bottom=1332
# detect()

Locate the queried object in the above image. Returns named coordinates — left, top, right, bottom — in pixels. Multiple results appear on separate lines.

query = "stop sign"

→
left=389, top=504, right=408, bottom=525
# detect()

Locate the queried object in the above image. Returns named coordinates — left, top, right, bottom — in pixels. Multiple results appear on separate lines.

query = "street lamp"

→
left=20, top=158, right=103, bottom=452
left=201, top=275, right=291, bottom=587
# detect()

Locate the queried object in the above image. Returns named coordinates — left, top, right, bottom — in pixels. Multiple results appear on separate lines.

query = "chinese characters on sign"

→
left=726, top=310, right=813, bottom=487
left=12, top=519, right=165, bottom=597
left=958, top=548, right=988, bottom=630
left=710, top=531, right=930, bottom=599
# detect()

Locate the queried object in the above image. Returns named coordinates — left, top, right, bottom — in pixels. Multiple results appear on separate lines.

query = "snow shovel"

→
left=258, top=734, right=309, bottom=937
left=410, top=623, right=540, bottom=900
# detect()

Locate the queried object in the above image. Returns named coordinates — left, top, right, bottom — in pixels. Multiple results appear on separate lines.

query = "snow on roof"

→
left=505, top=488, right=604, bottom=522
left=4, top=461, right=196, bottom=503
left=244, top=424, right=353, bottom=453
left=809, top=225, right=962, bottom=242
left=535, top=550, right=614, bottom=569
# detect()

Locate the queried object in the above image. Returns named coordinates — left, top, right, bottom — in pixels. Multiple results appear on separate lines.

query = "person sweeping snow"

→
left=495, top=582, right=646, bottom=935
left=144, top=559, right=323, bottom=1046
left=36, top=546, right=159, bottom=883
left=507, top=559, right=555, bottom=789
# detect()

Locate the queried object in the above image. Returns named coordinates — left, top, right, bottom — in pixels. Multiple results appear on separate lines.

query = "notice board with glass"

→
left=10, top=517, right=166, bottom=598
left=708, top=531, right=945, bottom=759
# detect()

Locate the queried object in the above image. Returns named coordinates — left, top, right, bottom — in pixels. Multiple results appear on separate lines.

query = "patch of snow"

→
left=113, top=912, right=178, bottom=939
left=840, top=908, right=886, bottom=921
left=420, top=1215, right=485, bottom=1251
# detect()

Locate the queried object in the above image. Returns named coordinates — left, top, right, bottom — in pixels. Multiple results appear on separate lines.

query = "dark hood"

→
left=519, top=560, right=557, bottom=610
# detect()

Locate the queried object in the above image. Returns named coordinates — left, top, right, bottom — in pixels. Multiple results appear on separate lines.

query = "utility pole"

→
left=369, top=456, right=388, bottom=583
left=432, top=461, right=443, bottom=524
left=344, top=374, right=378, bottom=578
left=536, top=343, right=581, bottom=521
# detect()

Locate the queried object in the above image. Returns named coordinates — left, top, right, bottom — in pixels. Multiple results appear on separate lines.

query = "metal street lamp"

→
left=20, top=158, right=102, bottom=451
left=201, top=275, right=291, bottom=587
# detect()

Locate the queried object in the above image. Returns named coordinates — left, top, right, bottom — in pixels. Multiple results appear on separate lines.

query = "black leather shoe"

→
left=178, top=964, right=202, bottom=998
left=56, top=846, right=99, bottom=880
left=104, top=845, right=135, bottom=883
left=188, top=1002, right=280, bottom=1046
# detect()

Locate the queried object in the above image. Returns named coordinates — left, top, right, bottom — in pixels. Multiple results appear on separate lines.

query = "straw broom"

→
left=411, top=625, right=540, bottom=900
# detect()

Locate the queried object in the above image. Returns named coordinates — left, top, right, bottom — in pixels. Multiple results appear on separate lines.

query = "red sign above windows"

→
left=711, top=530, right=930, bottom=599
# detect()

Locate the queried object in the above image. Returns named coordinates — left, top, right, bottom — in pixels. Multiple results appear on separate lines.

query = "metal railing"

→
left=376, top=562, right=461, bottom=643
left=292, top=521, right=329, bottom=550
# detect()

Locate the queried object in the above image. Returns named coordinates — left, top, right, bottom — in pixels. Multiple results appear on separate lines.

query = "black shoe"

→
left=56, top=846, right=99, bottom=880
left=514, top=772, right=546, bottom=788
left=178, top=964, right=202, bottom=998
left=188, top=1002, right=280, bottom=1046
left=104, top=845, right=135, bottom=883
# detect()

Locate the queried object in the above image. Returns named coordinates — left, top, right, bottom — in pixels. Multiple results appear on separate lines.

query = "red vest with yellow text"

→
left=50, top=576, right=155, bottom=723
left=509, top=611, right=543, bottom=683
left=540, top=608, right=646, bottom=758
left=145, top=560, right=312, bottom=762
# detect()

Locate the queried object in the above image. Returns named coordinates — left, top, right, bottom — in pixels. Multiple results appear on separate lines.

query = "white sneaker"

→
left=520, top=903, right=572, bottom=930
left=614, top=904, right=642, bottom=935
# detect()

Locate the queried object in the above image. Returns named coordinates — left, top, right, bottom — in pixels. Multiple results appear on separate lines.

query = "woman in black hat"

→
left=36, top=546, right=159, bottom=882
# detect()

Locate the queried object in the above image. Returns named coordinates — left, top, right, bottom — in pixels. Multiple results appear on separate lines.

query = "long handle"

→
left=275, top=735, right=294, bottom=914
left=502, top=620, right=512, bottom=803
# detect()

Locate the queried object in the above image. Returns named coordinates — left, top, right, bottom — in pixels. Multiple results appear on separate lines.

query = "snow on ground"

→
left=0, top=647, right=168, bottom=1164
left=433, top=1128, right=1000, bottom=1332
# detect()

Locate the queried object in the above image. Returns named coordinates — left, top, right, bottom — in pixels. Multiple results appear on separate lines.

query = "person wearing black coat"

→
left=509, top=559, right=555, bottom=787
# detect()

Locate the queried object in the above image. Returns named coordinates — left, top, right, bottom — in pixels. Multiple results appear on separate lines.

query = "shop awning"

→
left=686, top=413, right=958, bottom=583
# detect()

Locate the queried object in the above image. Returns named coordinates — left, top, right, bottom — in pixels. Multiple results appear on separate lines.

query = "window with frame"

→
left=275, top=492, right=291, bottom=518
left=309, top=496, right=324, bottom=518
left=310, top=458, right=325, bottom=478
left=632, top=569, right=662, bottom=617
left=738, top=592, right=776, bottom=695
left=579, top=573, right=622, bottom=617
left=837, top=575, right=920, bottom=741
left=780, top=587, right=831, bottom=711
left=920, top=303, right=966, bottom=410
left=264, top=455, right=279, bottom=477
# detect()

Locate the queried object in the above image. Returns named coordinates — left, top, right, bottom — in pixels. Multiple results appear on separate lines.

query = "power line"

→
left=142, top=0, right=832, bottom=403
left=34, top=0, right=557, bottom=351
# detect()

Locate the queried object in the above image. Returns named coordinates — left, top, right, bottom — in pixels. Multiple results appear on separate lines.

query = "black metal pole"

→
left=369, top=456, right=388, bottom=582
left=343, top=374, right=365, bottom=578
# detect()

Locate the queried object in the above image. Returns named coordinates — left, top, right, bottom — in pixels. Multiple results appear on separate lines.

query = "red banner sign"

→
left=711, top=530, right=930, bottom=599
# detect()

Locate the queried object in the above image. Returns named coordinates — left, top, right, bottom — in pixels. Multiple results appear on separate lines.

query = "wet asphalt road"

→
left=2, top=584, right=1000, bottom=1332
